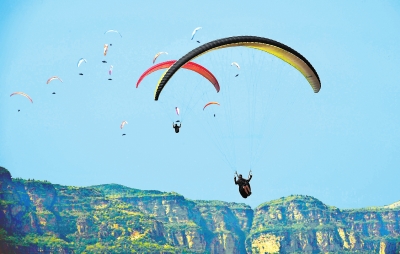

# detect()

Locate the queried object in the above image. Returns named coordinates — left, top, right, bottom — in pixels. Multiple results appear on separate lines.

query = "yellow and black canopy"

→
left=154, top=36, right=321, bottom=100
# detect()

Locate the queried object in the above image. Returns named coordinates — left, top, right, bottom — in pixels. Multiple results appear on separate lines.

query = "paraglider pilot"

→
left=234, top=171, right=252, bottom=198
left=173, top=121, right=181, bottom=133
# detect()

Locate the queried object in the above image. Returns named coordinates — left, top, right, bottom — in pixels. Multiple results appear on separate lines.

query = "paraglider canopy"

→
left=203, top=101, right=220, bottom=110
left=153, top=52, right=168, bottom=64
left=136, top=60, right=220, bottom=93
left=10, top=92, right=33, bottom=103
left=191, top=27, right=202, bottom=40
left=120, top=121, right=128, bottom=129
left=154, top=35, right=321, bottom=100
left=103, top=44, right=109, bottom=56
left=104, top=30, right=122, bottom=37
left=231, top=62, right=240, bottom=69
left=46, top=76, right=63, bottom=84
left=77, top=58, right=87, bottom=67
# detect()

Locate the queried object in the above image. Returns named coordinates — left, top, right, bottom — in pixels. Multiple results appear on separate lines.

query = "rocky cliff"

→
left=248, top=196, right=400, bottom=253
left=0, top=166, right=399, bottom=253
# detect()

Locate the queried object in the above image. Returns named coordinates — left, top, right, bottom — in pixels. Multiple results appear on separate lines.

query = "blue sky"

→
left=1, top=0, right=399, bottom=209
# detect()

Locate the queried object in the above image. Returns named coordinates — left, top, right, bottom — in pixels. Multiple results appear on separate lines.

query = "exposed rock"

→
left=1, top=167, right=400, bottom=253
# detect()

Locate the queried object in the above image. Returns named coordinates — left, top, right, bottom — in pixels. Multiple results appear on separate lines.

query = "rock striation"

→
left=1, top=167, right=399, bottom=253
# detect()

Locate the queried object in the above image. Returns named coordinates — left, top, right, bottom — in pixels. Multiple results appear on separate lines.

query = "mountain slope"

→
left=1, top=167, right=399, bottom=253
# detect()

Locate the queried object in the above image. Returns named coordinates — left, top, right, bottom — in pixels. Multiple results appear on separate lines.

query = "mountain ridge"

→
left=1, top=166, right=399, bottom=253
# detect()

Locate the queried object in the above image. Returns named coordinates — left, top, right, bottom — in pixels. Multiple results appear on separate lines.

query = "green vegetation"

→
left=0, top=167, right=11, bottom=177
left=165, top=221, right=201, bottom=231
left=0, top=231, right=72, bottom=249
left=1, top=172, right=400, bottom=253
left=0, top=199, right=16, bottom=205
left=343, top=206, right=400, bottom=213
left=257, top=194, right=326, bottom=210
left=12, top=177, right=52, bottom=185
left=194, top=199, right=250, bottom=209
left=249, top=222, right=339, bottom=238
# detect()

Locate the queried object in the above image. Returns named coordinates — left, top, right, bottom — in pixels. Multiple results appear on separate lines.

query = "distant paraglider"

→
left=153, top=52, right=168, bottom=64
left=121, top=120, right=128, bottom=136
left=104, top=30, right=122, bottom=37
left=203, top=101, right=220, bottom=110
left=46, top=76, right=63, bottom=84
left=172, top=121, right=181, bottom=133
left=231, top=62, right=240, bottom=77
left=136, top=60, right=220, bottom=93
left=103, top=44, right=109, bottom=56
left=120, top=121, right=128, bottom=129
left=77, top=58, right=87, bottom=75
left=191, top=27, right=202, bottom=40
left=231, top=62, right=240, bottom=69
left=10, top=92, right=33, bottom=103
left=109, top=65, right=113, bottom=75
left=77, top=58, right=87, bottom=67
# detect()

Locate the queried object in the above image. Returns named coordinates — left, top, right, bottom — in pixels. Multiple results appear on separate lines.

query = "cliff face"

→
left=248, top=196, right=400, bottom=253
left=1, top=166, right=400, bottom=253
left=94, top=184, right=252, bottom=253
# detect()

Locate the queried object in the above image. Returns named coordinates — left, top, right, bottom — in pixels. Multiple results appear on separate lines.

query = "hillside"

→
left=0, top=167, right=399, bottom=253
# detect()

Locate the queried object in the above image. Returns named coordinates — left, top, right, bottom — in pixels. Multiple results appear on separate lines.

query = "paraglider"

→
left=46, top=76, right=63, bottom=84
left=231, top=62, right=240, bottom=77
left=197, top=41, right=200, bottom=43
left=77, top=58, right=87, bottom=75
left=231, top=62, right=240, bottom=69
left=172, top=121, right=181, bottom=133
left=203, top=102, right=220, bottom=117
left=104, top=30, right=122, bottom=37
left=77, top=58, right=87, bottom=67
left=191, top=27, right=202, bottom=40
left=102, top=61, right=107, bottom=63
left=136, top=60, right=220, bottom=93
left=52, top=92, right=56, bottom=94
left=153, top=36, right=322, bottom=178
left=104, top=44, right=109, bottom=56
left=203, top=101, right=220, bottom=110
left=120, top=121, right=128, bottom=129
left=234, top=171, right=252, bottom=198
left=154, top=35, right=321, bottom=100
left=153, top=52, right=168, bottom=64
left=10, top=92, right=33, bottom=103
